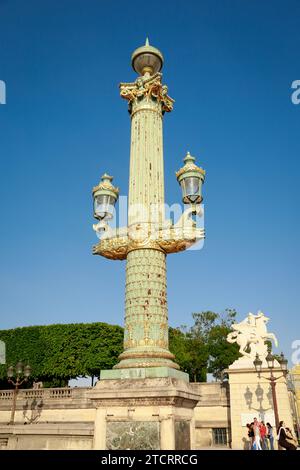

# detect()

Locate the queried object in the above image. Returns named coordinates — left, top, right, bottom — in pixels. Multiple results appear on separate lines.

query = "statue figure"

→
left=227, top=311, right=278, bottom=360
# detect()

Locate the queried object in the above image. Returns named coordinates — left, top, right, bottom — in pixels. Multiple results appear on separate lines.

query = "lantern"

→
left=176, top=152, right=205, bottom=204
left=131, top=38, right=163, bottom=76
left=253, top=354, right=263, bottom=374
left=92, top=174, right=119, bottom=221
left=7, top=366, right=14, bottom=378
left=278, top=352, right=288, bottom=375
left=15, top=361, right=23, bottom=376
left=266, top=349, right=275, bottom=370
left=24, top=364, right=32, bottom=378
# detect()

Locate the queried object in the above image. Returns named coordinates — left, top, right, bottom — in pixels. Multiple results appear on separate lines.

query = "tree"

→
left=206, top=309, right=240, bottom=379
left=0, top=309, right=240, bottom=387
left=185, top=309, right=240, bottom=380
left=190, top=311, right=219, bottom=342
left=0, top=322, right=124, bottom=388
left=169, top=326, right=208, bottom=382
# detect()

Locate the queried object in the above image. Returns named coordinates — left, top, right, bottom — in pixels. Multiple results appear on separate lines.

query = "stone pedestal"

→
left=88, top=377, right=200, bottom=450
left=100, top=366, right=189, bottom=381
left=227, top=358, right=294, bottom=450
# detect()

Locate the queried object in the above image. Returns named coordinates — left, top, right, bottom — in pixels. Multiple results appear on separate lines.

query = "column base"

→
left=100, top=366, right=189, bottom=381
left=88, top=377, right=200, bottom=450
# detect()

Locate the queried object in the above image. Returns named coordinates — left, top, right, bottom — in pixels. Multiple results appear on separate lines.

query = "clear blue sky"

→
left=0, top=0, right=299, bottom=363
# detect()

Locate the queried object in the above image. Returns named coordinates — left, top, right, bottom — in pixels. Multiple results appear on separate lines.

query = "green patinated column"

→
left=95, top=40, right=204, bottom=380
left=90, top=40, right=205, bottom=452
left=114, top=41, right=179, bottom=372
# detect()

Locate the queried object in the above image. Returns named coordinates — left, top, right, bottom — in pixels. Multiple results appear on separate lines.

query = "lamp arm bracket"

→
left=92, top=208, right=205, bottom=260
left=258, top=373, right=285, bottom=382
left=173, top=205, right=203, bottom=229
left=259, top=375, right=272, bottom=381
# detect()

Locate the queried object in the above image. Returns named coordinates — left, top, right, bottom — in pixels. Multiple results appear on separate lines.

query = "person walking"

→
left=286, top=427, right=298, bottom=449
left=266, top=423, right=274, bottom=450
left=277, top=421, right=297, bottom=450
left=247, top=423, right=254, bottom=450
left=253, top=418, right=262, bottom=450
left=259, top=421, right=268, bottom=450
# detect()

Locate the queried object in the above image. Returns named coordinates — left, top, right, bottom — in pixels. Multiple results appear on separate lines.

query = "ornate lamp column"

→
left=117, top=40, right=175, bottom=371
left=92, top=39, right=205, bottom=378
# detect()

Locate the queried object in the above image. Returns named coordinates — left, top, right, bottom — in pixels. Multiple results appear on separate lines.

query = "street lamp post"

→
left=253, top=349, right=288, bottom=432
left=7, top=362, right=32, bottom=425
left=91, top=39, right=205, bottom=377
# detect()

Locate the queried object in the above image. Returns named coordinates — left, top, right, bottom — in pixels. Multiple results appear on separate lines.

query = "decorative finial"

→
left=101, top=173, right=113, bottom=182
left=183, top=151, right=196, bottom=164
left=145, top=37, right=149, bottom=46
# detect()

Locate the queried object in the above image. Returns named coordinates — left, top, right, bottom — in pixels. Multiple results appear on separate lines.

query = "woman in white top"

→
left=253, top=418, right=262, bottom=450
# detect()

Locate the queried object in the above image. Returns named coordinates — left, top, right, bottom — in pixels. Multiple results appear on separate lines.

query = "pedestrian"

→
left=253, top=417, right=262, bottom=450
left=247, top=423, right=254, bottom=450
left=286, top=427, right=298, bottom=449
left=277, top=421, right=297, bottom=450
left=259, top=421, right=268, bottom=450
left=266, top=422, right=274, bottom=450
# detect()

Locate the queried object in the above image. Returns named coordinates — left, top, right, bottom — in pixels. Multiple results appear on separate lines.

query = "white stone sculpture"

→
left=227, top=311, right=278, bottom=361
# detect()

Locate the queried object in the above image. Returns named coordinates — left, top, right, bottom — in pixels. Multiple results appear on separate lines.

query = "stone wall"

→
left=191, top=383, right=230, bottom=448
left=0, top=382, right=230, bottom=450
left=227, top=367, right=294, bottom=450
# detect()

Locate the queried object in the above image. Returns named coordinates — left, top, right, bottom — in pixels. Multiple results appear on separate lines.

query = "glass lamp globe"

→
left=92, top=174, right=119, bottom=221
left=24, top=364, right=32, bottom=378
left=266, top=350, right=275, bottom=369
left=16, top=361, right=23, bottom=376
left=278, top=352, right=288, bottom=374
left=253, top=354, right=263, bottom=374
left=7, top=366, right=14, bottom=378
left=131, top=38, right=163, bottom=76
left=176, top=152, right=205, bottom=204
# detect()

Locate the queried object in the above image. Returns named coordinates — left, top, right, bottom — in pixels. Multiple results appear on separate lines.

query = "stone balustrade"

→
left=0, top=383, right=230, bottom=407
left=0, top=387, right=93, bottom=411
left=1, top=387, right=80, bottom=400
left=0, top=382, right=231, bottom=450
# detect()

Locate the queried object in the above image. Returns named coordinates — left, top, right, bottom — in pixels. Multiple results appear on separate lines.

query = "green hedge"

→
left=0, top=311, right=238, bottom=387
left=0, top=322, right=124, bottom=387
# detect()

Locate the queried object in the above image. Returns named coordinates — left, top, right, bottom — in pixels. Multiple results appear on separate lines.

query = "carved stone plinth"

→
left=88, top=377, right=201, bottom=450
left=100, top=366, right=189, bottom=381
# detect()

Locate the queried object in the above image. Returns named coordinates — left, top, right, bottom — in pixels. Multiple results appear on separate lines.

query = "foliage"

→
left=169, top=327, right=207, bottom=382
left=0, top=309, right=240, bottom=387
left=170, top=309, right=240, bottom=381
left=205, top=309, right=240, bottom=379
left=0, top=323, right=123, bottom=388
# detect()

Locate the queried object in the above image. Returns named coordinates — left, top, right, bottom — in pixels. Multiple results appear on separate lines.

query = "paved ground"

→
left=197, top=447, right=231, bottom=450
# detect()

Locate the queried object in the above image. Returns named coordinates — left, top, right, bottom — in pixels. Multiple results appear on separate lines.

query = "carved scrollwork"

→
left=93, top=235, right=129, bottom=260
left=92, top=206, right=205, bottom=260
left=119, top=73, right=174, bottom=113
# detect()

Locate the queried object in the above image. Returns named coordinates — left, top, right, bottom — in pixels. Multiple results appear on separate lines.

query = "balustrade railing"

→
left=0, top=387, right=91, bottom=402
left=0, top=391, right=14, bottom=400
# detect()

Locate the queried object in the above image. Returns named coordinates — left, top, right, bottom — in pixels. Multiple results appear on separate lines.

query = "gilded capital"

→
left=120, top=73, right=174, bottom=114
